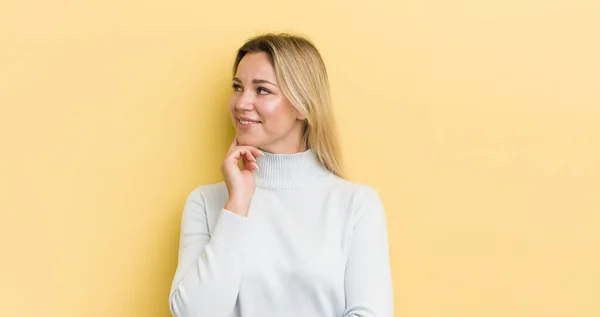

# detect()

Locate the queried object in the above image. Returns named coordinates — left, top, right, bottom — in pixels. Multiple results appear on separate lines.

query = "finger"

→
left=241, top=155, right=258, bottom=172
left=234, top=149, right=253, bottom=163
left=226, top=146, right=263, bottom=169
left=248, top=160, right=259, bottom=171
left=241, top=155, right=250, bottom=171
left=227, top=137, right=239, bottom=154
left=235, top=147, right=259, bottom=162
left=238, top=146, right=264, bottom=158
left=252, top=147, right=265, bottom=157
left=225, top=149, right=243, bottom=168
left=229, top=148, right=255, bottom=171
left=243, top=149, right=256, bottom=162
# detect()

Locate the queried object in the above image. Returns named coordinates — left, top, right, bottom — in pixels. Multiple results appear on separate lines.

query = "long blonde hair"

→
left=233, top=33, right=344, bottom=178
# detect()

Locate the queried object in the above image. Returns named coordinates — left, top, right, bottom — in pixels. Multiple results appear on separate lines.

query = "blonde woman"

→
left=168, top=33, right=393, bottom=317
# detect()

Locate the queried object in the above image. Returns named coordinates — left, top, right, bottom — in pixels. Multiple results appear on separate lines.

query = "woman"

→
left=168, top=33, right=393, bottom=317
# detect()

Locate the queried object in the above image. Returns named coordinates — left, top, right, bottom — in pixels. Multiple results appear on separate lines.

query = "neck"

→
left=254, top=149, right=330, bottom=189
left=257, top=142, right=306, bottom=155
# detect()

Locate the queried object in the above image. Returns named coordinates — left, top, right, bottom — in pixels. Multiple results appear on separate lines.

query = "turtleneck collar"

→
left=254, top=149, right=331, bottom=190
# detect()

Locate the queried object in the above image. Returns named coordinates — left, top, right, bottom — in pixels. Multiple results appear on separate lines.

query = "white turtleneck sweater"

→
left=168, top=150, right=393, bottom=317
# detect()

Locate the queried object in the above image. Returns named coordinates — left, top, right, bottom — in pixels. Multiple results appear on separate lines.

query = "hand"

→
left=220, top=137, right=264, bottom=216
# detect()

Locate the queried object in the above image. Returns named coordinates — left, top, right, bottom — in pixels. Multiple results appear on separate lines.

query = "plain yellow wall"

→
left=1, top=0, right=599, bottom=316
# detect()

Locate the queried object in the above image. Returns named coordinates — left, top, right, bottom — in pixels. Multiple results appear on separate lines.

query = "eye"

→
left=257, top=87, right=271, bottom=95
left=232, top=83, right=243, bottom=91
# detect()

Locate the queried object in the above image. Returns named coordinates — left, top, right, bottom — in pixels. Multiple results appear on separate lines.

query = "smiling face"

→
left=230, top=52, right=306, bottom=154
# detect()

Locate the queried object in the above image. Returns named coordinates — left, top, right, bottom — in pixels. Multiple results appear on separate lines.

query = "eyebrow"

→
left=233, top=77, right=277, bottom=86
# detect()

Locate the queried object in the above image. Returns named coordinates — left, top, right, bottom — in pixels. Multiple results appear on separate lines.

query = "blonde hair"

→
left=233, top=33, right=344, bottom=178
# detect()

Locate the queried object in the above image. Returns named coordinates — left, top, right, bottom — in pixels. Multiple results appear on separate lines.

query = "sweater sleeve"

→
left=343, top=187, right=394, bottom=317
left=168, top=187, right=248, bottom=317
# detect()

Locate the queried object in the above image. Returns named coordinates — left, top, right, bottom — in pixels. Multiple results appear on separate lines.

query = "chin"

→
left=236, top=135, right=261, bottom=147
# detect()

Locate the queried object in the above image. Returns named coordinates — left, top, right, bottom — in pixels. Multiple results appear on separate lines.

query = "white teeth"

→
left=240, top=120, right=258, bottom=125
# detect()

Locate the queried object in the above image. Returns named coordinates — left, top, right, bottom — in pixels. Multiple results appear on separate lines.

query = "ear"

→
left=296, top=111, right=307, bottom=121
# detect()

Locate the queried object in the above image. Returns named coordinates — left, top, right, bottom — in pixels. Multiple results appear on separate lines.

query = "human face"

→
left=230, top=52, right=306, bottom=154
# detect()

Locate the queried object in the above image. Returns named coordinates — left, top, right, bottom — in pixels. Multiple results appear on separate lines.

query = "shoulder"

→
left=182, top=181, right=228, bottom=210
left=327, top=178, right=387, bottom=231
left=329, top=176, right=382, bottom=201
left=326, top=177, right=384, bottom=213
left=185, top=181, right=227, bottom=199
left=180, top=181, right=229, bottom=228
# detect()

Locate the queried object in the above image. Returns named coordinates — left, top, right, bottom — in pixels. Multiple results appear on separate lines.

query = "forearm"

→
left=169, top=242, right=244, bottom=317
left=170, top=208, right=249, bottom=317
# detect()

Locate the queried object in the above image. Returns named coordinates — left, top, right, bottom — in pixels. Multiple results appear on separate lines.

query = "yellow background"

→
left=1, top=0, right=599, bottom=316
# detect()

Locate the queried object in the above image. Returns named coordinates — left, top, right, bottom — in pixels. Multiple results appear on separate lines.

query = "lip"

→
left=238, top=117, right=261, bottom=123
left=237, top=118, right=261, bottom=130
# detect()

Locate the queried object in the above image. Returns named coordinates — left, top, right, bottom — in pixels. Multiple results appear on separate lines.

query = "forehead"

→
left=235, top=52, right=276, bottom=81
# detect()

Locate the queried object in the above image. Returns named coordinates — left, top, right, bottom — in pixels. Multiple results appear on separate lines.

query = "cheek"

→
left=229, top=95, right=238, bottom=116
left=259, top=97, right=296, bottom=124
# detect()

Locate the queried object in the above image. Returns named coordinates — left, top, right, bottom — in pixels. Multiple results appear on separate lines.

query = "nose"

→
left=235, top=90, right=255, bottom=111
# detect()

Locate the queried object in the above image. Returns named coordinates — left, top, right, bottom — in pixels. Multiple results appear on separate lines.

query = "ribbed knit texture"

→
left=210, top=209, right=248, bottom=254
left=254, top=149, right=330, bottom=189
left=168, top=149, right=394, bottom=317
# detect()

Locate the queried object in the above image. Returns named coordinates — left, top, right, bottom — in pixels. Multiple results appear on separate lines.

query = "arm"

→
left=343, top=187, right=394, bottom=317
left=169, top=187, right=248, bottom=317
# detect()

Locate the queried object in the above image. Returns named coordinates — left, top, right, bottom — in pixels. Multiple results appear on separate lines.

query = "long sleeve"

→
left=169, top=187, right=248, bottom=317
left=343, top=187, right=394, bottom=317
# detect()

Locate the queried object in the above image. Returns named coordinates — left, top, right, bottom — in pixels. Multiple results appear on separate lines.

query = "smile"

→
left=240, top=120, right=260, bottom=125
